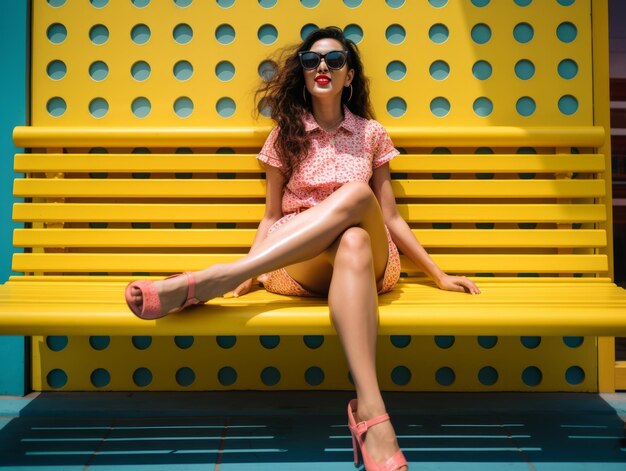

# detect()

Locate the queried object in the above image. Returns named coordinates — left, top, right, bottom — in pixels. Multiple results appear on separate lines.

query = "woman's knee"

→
left=335, top=182, right=378, bottom=220
left=333, top=227, right=373, bottom=269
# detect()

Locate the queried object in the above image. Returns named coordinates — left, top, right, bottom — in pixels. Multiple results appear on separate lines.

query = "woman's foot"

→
left=355, top=403, right=408, bottom=471
left=127, top=265, right=234, bottom=317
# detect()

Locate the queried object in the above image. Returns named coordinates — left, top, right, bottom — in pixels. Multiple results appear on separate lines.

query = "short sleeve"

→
left=257, top=127, right=283, bottom=169
left=370, top=121, right=399, bottom=169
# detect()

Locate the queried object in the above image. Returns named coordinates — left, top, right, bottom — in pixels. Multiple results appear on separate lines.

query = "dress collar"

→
left=303, top=105, right=359, bottom=134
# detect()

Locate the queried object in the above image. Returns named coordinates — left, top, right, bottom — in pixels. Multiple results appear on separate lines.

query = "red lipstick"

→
left=315, top=75, right=331, bottom=85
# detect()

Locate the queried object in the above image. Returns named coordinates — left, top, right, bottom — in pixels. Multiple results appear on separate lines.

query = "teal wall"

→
left=0, top=2, right=28, bottom=395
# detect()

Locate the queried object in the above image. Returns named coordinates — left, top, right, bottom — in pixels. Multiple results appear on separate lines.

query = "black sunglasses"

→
left=298, top=50, right=348, bottom=70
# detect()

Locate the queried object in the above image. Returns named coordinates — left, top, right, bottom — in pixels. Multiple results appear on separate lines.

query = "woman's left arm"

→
left=371, top=163, right=480, bottom=295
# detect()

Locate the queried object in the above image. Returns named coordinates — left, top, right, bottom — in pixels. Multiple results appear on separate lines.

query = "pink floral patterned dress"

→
left=256, top=105, right=401, bottom=297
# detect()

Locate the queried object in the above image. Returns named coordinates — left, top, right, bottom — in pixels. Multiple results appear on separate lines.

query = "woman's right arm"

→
left=230, top=163, right=285, bottom=297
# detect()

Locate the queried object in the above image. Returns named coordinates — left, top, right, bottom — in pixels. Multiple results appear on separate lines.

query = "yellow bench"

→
left=1, top=125, right=625, bottom=342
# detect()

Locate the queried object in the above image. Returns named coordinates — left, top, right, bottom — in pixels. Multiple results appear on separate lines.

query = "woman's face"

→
left=302, top=38, right=354, bottom=103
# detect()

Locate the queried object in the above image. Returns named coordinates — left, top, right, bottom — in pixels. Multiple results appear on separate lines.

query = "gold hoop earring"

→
left=347, top=83, right=353, bottom=102
left=303, top=85, right=307, bottom=103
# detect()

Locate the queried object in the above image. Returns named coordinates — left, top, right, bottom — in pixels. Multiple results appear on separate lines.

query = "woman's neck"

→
left=311, top=99, right=343, bottom=131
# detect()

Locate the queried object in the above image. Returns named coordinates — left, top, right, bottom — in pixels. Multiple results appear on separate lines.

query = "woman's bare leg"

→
left=326, top=227, right=406, bottom=470
left=128, top=181, right=389, bottom=312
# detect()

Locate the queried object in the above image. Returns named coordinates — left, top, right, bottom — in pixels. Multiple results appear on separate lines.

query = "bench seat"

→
left=1, top=278, right=625, bottom=337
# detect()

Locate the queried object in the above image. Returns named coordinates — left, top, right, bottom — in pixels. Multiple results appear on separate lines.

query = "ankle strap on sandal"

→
left=353, top=413, right=390, bottom=435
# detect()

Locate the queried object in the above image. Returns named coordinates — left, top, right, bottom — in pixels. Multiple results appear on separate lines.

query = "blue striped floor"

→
left=1, top=391, right=625, bottom=470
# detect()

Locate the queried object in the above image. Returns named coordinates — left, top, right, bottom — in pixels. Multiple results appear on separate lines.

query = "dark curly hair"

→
left=254, top=26, right=374, bottom=180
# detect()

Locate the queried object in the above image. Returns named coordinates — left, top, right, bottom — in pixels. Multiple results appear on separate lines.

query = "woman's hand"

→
left=436, top=274, right=481, bottom=295
left=228, top=274, right=269, bottom=298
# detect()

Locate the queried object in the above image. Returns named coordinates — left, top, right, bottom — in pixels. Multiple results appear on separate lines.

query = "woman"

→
left=126, top=26, right=479, bottom=471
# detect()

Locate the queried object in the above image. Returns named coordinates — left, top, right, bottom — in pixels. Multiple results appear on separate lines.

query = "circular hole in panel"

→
left=89, top=61, right=109, bottom=81
left=429, top=24, right=449, bottom=44
left=91, top=368, right=111, bottom=388
left=47, top=60, right=67, bottom=80
left=558, top=59, right=578, bottom=79
left=478, top=366, right=498, bottom=386
left=300, top=23, right=319, bottom=40
left=387, top=97, right=407, bottom=118
left=390, top=335, right=411, bottom=348
left=471, top=23, right=491, bottom=44
left=259, top=0, right=277, bottom=7
left=391, top=366, right=411, bottom=386
left=514, top=0, right=532, bottom=5
left=47, top=369, right=68, bottom=388
left=258, top=60, right=276, bottom=81
left=175, top=0, right=193, bottom=6
left=132, top=0, right=151, bottom=7
left=258, top=24, right=278, bottom=45
left=344, top=24, right=363, bottom=44
left=258, top=98, right=271, bottom=118
left=303, top=335, right=324, bottom=349
left=260, top=335, right=280, bottom=349
left=344, top=0, right=362, bottom=7
left=131, top=97, right=151, bottom=118
left=387, top=61, right=407, bottom=81
left=522, top=366, right=542, bottom=386
left=435, top=367, right=455, bottom=386
left=565, top=366, right=585, bottom=385
left=557, top=22, right=577, bottom=43
left=429, top=60, right=449, bottom=80
left=471, top=0, right=490, bottom=5
left=216, top=336, right=237, bottom=348
left=217, top=0, right=235, bottom=6
left=173, top=23, right=193, bottom=44
left=516, top=96, right=536, bottom=117
left=89, top=24, right=109, bottom=45
left=47, top=24, right=67, bottom=44
left=89, top=336, right=110, bottom=350
left=515, top=59, right=535, bottom=80
left=520, top=336, right=541, bottom=349
left=176, top=367, right=196, bottom=387
left=47, top=97, right=67, bottom=117
left=430, top=97, right=450, bottom=117
left=174, top=96, right=193, bottom=118
left=305, top=366, right=325, bottom=386
left=386, top=0, right=405, bottom=7
left=429, top=0, right=447, bottom=7
left=385, top=24, right=406, bottom=45
left=513, top=23, right=534, bottom=43
left=563, top=336, right=584, bottom=348
left=472, top=60, right=492, bottom=80
left=89, top=98, right=109, bottom=118
left=477, top=336, right=498, bottom=349
left=131, top=61, right=151, bottom=81
left=558, top=94, right=578, bottom=115
left=473, top=97, right=493, bottom=117
left=216, top=97, right=236, bottom=118
left=174, top=336, right=194, bottom=349
left=261, top=366, right=281, bottom=386
left=301, top=0, right=320, bottom=7
left=216, top=24, right=236, bottom=44
left=46, top=336, right=68, bottom=351
left=133, top=367, right=152, bottom=387
left=173, top=60, right=193, bottom=80
left=48, top=0, right=67, bottom=7
left=218, top=366, right=237, bottom=386
left=557, top=0, right=576, bottom=5
left=434, top=335, right=455, bottom=349
left=216, top=61, right=235, bottom=81
left=131, top=24, right=151, bottom=45
left=131, top=336, right=152, bottom=350
left=90, top=0, right=109, bottom=7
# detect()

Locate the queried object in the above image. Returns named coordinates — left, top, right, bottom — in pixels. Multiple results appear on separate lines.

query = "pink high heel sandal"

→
left=125, top=272, right=203, bottom=320
left=348, top=399, right=408, bottom=471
